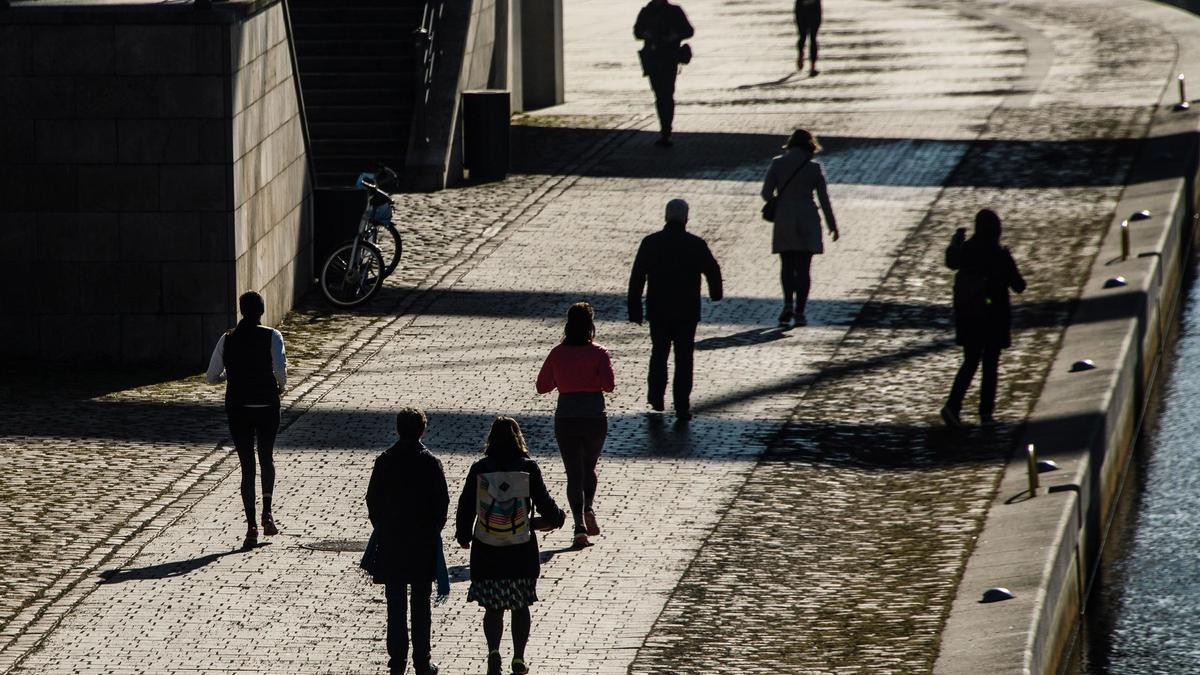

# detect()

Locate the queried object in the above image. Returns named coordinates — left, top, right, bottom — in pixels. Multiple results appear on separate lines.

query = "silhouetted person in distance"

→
left=628, top=199, right=723, bottom=421
left=206, top=291, right=286, bottom=550
left=795, top=0, right=822, bottom=75
left=635, top=0, right=694, bottom=147
left=941, top=209, right=1027, bottom=429
left=366, top=407, right=449, bottom=675
left=761, top=128, right=839, bottom=327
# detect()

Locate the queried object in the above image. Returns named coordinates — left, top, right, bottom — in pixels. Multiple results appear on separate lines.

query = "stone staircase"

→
left=287, top=0, right=423, bottom=187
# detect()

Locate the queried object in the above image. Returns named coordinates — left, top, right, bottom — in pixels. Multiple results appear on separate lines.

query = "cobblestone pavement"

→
left=0, top=0, right=1185, bottom=672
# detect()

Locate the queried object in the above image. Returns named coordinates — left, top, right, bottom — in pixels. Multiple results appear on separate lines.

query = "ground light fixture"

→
left=1070, top=359, right=1096, bottom=372
left=1104, top=276, right=1128, bottom=288
left=1129, top=209, right=1152, bottom=221
left=981, top=588, right=1015, bottom=603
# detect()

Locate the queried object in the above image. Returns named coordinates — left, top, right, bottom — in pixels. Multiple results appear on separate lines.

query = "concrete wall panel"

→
left=0, top=1, right=310, bottom=366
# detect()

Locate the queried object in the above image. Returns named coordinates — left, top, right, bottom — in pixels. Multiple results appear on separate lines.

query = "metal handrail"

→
left=279, top=0, right=318, bottom=188
left=412, top=0, right=445, bottom=146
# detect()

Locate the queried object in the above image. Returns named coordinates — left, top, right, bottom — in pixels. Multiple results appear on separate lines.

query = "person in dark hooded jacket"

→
left=941, top=209, right=1026, bottom=428
left=366, top=407, right=449, bottom=675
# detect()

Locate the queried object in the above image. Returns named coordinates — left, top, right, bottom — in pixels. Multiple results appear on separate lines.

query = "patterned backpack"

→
left=474, top=471, right=532, bottom=546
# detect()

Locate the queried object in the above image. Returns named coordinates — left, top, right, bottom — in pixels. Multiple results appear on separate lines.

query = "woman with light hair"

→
left=761, top=128, right=839, bottom=327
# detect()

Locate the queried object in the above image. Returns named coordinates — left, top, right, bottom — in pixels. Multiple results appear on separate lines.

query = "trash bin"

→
left=313, top=187, right=367, bottom=272
left=462, top=89, right=511, bottom=181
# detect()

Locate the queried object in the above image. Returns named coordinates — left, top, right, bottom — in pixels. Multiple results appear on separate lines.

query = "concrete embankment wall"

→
left=934, top=3, right=1200, bottom=672
left=0, top=0, right=310, bottom=367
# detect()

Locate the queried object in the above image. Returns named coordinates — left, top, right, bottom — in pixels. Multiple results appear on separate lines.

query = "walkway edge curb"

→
left=933, top=2, right=1200, bottom=673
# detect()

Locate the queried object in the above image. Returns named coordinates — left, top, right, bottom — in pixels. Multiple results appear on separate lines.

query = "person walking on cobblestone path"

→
left=761, top=129, right=839, bottom=328
left=941, top=209, right=1026, bottom=428
left=536, top=301, right=616, bottom=549
left=794, top=0, right=823, bottom=76
left=455, top=417, right=565, bottom=675
left=206, top=291, right=287, bottom=550
left=366, top=407, right=449, bottom=675
left=634, top=0, right=694, bottom=147
left=628, top=199, right=723, bottom=420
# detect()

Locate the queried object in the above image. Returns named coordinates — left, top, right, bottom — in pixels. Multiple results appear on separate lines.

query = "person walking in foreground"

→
left=795, top=0, right=823, bottom=75
left=628, top=199, right=723, bottom=421
left=536, top=302, right=615, bottom=549
left=941, top=209, right=1027, bottom=428
left=761, top=128, right=839, bottom=328
left=366, top=407, right=449, bottom=675
left=634, top=0, right=694, bottom=147
left=456, top=417, right=565, bottom=675
left=206, top=291, right=286, bottom=550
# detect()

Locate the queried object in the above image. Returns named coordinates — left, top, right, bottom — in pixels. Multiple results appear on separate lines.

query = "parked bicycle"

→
left=319, top=165, right=404, bottom=307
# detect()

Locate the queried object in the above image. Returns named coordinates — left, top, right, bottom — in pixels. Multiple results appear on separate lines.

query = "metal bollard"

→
left=1026, top=444, right=1039, bottom=497
left=1177, top=74, right=1191, bottom=111
left=1120, top=220, right=1130, bottom=260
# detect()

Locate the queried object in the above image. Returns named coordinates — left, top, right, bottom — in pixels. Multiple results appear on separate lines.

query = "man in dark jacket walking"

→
left=628, top=199, right=723, bottom=420
left=366, top=407, right=449, bottom=675
left=634, top=0, right=694, bottom=147
left=941, top=209, right=1026, bottom=428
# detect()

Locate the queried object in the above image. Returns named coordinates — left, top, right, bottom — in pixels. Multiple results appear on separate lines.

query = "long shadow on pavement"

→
left=97, top=546, right=261, bottom=584
left=512, top=126, right=1189, bottom=189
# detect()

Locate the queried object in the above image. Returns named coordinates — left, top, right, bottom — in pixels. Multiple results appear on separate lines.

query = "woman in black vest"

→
left=206, top=291, right=287, bottom=549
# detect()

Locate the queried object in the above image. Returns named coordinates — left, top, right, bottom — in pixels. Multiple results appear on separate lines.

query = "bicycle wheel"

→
left=320, top=241, right=386, bottom=307
left=370, top=222, right=403, bottom=278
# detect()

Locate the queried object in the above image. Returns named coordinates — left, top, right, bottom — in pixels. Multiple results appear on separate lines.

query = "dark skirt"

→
left=467, top=578, right=539, bottom=610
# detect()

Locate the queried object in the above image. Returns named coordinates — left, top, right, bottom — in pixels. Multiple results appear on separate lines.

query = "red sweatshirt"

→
left=536, top=343, right=616, bottom=394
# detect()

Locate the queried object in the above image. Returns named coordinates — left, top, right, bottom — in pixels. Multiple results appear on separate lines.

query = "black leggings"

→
left=780, top=251, right=814, bottom=314
left=554, top=417, right=608, bottom=529
left=227, top=405, right=279, bottom=525
left=484, top=607, right=531, bottom=660
left=795, top=5, right=821, bottom=66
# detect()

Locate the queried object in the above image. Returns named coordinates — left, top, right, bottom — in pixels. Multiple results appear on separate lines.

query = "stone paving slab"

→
left=0, top=0, right=1185, bottom=672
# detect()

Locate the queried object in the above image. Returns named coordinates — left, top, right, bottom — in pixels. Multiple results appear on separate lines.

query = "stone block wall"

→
left=0, top=1, right=311, bottom=367
left=230, top=5, right=312, bottom=330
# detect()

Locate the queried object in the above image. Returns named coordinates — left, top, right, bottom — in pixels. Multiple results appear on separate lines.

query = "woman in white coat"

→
left=760, top=129, right=839, bottom=327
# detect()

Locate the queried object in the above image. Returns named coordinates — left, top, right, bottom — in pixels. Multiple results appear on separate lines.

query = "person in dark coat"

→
left=628, top=198, right=723, bottom=420
left=366, top=407, right=449, bottom=675
left=634, top=0, right=694, bottom=147
left=456, top=417, right=565, bottom=675
left=794, top=0, right=823, bottom=75
left=941, top=209, right=1027, bottom=428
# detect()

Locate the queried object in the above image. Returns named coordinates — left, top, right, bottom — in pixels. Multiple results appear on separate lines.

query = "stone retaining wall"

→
left=0, top=0, right=310, bottom=366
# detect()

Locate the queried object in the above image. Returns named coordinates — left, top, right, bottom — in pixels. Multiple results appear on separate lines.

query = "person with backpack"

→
left=536, top=301, right=616, bottom=549
left=206, top=291, right=287, bottom=550
left=455, top=417, right=566, bottom=675
left=634, top=0, right=694, bottom=147
left=795, top=0, right=823, bottom=76
left=760, top=129, right=839, bottom=328
left=365, top=407, right=449, bottom=675
left=941, top=208, right=1027, bottom=428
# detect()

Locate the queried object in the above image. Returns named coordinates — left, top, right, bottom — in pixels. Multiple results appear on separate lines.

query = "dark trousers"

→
left=947, top=344, right=1001, bottom=418
left=226, top=405, right=279, bottom=524
left=386, top=579, right=433, bottom=673
left=649, top=320, right=698, bottom=412
left=795, top=5, right=821, bottom=65
left=780, top=251, right=814, bottom=314
left=554, top=416, right=608, bottom=528
left=645, top=59, right=678, bottom=138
